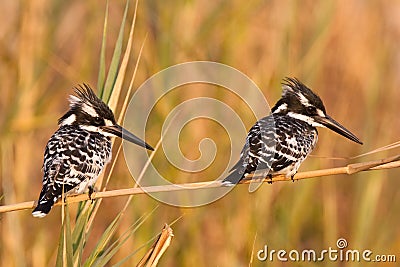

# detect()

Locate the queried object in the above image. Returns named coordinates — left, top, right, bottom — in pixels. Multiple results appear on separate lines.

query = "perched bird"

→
left=32, top=84, right=153, bottom=218
left=222, top=77, right=362, bottom=185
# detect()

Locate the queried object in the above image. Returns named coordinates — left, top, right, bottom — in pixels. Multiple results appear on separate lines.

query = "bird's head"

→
left=58, top=84, right=154, bottom=150
left=272, top=77, right=362, bottom=144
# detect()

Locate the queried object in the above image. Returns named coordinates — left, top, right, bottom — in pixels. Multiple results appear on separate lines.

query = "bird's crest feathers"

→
left=281, top=77, right=325, bottom=112
left=58, top=84, right=116, bottom=126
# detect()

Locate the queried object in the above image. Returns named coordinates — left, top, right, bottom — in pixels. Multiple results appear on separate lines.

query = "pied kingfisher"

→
left=32, top=84, right=153, bottom=218
left=223, top=77, right=362, bottom=185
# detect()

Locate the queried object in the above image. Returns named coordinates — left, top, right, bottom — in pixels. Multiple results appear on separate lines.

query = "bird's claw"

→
left=88, top=186, right=95, bottom=203
left=267, top=174, right=273, bottom=184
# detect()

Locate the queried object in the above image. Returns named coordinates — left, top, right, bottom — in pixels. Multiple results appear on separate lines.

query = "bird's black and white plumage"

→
left=222, top=77, right=362, bottom=185
left=32, top=84, right=153, bottom=218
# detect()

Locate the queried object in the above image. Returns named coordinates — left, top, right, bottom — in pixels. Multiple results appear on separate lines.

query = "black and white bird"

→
left=222, top=77, right=362, bottom=185
left=32, top=84, right=153, bottom=218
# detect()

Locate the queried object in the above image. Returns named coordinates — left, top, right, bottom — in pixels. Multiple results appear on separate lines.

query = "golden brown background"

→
left=1, top=0, right=400, bottom=266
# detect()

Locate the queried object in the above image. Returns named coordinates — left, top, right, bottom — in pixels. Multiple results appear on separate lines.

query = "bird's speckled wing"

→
left=223, top=115, right=276, bottom=184
left=223, top=115, right=317, bottom=185
left=33, top=126, right=111, bottom=216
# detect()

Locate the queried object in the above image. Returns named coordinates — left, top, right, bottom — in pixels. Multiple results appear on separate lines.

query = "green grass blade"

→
left=102, top=0, right=129, bottom=103
left=107, top=0, right=138, bottom=112
left=83, top=214, right=123, bottom=267
left=55, top=223, right=65, bottom=267
left=64, top=209, right=74, bottom=267
left=111, top=247, right=146, bottom=267
left=93, top=228, right=134, bottom=267
left=72, top=203, right=91, bottom=264
left=114, top=216, right=177, bottom=267
left=98, top=0, right=109, bottom=96
left=93, top=206, right=159, bottom=266
left=75, top=201, right=88, bottom=221
left=56, top=204, right=74, bottom=267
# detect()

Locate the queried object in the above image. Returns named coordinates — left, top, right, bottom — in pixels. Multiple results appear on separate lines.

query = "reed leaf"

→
left=91, top=206, right=158, bottom=267
left=97, top=0, right=109, bottom=95
left=102, top=0, right=129, bottom=103
left=83, top=214, right=123, bottom=266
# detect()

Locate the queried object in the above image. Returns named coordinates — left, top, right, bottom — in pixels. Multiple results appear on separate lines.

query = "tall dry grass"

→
left=1, top=0, right=400, bottom=266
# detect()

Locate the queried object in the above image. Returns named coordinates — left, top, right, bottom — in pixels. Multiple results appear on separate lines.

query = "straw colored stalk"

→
left=136, top=224, right=174, bottom=267
left=0, top=155, right=399, bottom=214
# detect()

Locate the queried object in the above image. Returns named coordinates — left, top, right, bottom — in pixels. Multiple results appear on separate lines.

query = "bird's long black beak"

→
left=102, top=124, right=154, bottom=150
left=314, top=115, right=363, bottom=144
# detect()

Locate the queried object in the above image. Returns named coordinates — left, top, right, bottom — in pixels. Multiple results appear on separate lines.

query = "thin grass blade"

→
left=117, top=35, right=147, bottom=124
left=108, top=0, right=139, bottom=111
left=102, top=0, right=129, bottom=103
left=64, top=209, right=74, bottom=267
left=56, top=223, right=65, bottom=267
left=136, top=224, right=174, bottom=267
left=83, top=214, right=123, bottom=266
left=92, top=206, right=158, bottom=267
left=56, top=204, right=74, bottom=267
left=72, top=203, right=91, bottom=263
left=98, top=0, right=109, bottom=96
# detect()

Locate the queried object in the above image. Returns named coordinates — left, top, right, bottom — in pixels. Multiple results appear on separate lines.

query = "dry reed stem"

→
left=136, top=224, right=174, bottom=267
left=0, top=156, right=399, bottom=215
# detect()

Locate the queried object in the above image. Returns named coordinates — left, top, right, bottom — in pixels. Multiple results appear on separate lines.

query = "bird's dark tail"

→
left=221, top=170, right=244, bottom=186
left=32, top=200, right=54, bottom=218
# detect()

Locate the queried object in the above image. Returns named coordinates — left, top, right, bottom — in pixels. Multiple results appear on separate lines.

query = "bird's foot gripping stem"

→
left=266, top=174, right=273, bottom=184
left=88, top=186, right=95, bottom=203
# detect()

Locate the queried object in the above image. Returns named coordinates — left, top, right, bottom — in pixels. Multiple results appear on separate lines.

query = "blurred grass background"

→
left=1, top=0, right=400, bottom=266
